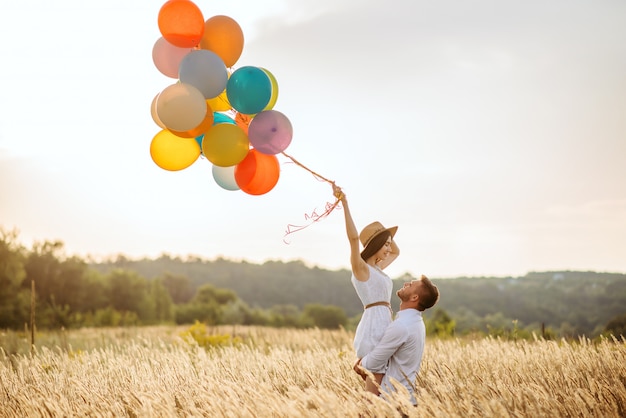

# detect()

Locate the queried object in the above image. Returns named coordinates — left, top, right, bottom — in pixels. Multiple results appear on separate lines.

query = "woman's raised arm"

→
left=333, top=184, right=369, bottom=281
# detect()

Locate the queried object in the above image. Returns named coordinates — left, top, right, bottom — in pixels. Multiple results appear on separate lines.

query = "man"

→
left=354, top=275, right=440, bottom=406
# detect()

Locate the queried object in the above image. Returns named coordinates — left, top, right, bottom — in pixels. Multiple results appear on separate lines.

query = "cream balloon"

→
left=150, top=93, right=167, bottom=129
left=156, top=83, right=206, bottom=132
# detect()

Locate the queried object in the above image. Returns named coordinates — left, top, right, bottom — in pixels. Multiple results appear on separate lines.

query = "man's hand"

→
left=353, top=358, right=367, bottom=381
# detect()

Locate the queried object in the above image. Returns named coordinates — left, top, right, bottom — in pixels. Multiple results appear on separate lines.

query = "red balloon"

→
left=158, top=0, right=205, bottom=48
left=235, top=149, right=280, bottom=195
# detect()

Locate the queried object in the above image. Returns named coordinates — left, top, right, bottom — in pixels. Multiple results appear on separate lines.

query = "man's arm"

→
left=360, top=321, right=407, bottom=372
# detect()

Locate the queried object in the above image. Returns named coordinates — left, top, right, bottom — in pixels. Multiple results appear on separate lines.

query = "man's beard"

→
left=396, top=289, right=410, bottom=302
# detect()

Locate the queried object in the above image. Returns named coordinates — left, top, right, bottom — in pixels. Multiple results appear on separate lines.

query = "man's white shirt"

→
left=361, top=308, right=425, bottom=405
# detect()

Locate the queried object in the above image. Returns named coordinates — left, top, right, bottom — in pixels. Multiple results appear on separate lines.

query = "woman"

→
left=332, top=183, right=400, bottom=394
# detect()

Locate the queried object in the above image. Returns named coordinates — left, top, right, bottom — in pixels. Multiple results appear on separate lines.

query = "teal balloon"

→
left=226, top=66, right=272, bottom=115
left=213, top=112, right=236, bottom=125
left=195, top=135, right=203, bottom=148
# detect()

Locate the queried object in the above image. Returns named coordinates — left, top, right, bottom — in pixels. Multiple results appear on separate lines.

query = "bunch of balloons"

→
left=149, top=0, right=293, bottom=196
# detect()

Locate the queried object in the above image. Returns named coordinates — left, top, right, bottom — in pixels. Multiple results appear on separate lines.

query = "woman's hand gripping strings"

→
left=332, top=183, right=345, bottom=201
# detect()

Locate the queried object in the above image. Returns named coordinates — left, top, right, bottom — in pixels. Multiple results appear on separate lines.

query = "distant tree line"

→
left=0, top=229, right=349, bottom=331
left=434, top=272, right=626, bottom=337
left=2, top=227, right=625, bottom=338
left=91, top=252, right=626, bottom=338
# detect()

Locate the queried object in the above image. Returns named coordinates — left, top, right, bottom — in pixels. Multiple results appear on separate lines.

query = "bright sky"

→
left=1, top=0, right=625, bottom=279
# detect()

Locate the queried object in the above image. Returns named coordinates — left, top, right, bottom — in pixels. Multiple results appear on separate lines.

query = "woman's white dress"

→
left=351, top=264, right=393, bottom=365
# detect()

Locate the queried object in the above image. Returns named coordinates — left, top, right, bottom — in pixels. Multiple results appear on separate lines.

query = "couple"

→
left=332, top=184, right=440, bottom=406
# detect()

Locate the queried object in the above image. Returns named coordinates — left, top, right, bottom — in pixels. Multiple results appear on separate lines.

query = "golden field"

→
left=1, top=326, right=625, bottom=417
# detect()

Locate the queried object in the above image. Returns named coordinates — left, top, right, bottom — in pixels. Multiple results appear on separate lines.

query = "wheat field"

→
left=1, top=326, right=625, bottom=417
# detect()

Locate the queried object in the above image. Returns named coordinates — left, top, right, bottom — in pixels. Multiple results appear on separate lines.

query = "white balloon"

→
left=212, top=164, right=240, bottom=191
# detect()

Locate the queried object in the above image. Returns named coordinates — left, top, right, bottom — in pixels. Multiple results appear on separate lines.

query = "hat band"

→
left=363, top=227, right=386, bottom=248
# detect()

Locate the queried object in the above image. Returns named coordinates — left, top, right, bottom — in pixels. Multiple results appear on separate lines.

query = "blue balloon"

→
left=226, top=66, right=272, bottom=115
left=179, top=50, right=228, bottom=99
left=213, top=112, right=236, bottom=125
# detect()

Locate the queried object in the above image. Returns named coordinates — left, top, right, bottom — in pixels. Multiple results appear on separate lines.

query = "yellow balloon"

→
left=207, top=89, right=231, bottom=112
left=150, top=129, right=201, bottom=171
left=202, top=123, right=249, bottom=167
left=261, top=68, right=279, bottom=111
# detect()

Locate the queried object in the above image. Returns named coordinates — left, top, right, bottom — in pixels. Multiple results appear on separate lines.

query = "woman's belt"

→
left=364, top=301, right=391, bottom=310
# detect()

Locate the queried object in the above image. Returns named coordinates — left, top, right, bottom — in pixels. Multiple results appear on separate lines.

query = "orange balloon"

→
left=200, top=15, right=244, bottom=68
left=158, top=0, right=205, bottom=48
left=170, top=101, right=214, bottom=138
left=235, top=112, right=253, bottom=135
left=235, top=149, right=280, bottom=195
left=150, top=129, right=201, bottom=171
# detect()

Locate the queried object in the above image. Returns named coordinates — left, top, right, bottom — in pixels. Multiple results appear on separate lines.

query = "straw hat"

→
left=359, top=221, right=398, bottom=248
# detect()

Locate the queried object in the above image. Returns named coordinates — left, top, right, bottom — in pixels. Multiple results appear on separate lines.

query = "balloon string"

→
left=280, top=152, right=334, bottom=184
left=282, top=200, right=342, bottom=244
left=280, top=152, right=342, bottom=243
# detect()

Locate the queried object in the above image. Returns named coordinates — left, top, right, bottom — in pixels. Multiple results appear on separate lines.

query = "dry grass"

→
left=1, top=326, right=625, bottom=417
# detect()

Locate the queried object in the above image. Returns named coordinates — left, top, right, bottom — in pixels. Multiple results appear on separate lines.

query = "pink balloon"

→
left=152, top=37, right=193, bottom=78
left=247, top=110, right=293, bottom=155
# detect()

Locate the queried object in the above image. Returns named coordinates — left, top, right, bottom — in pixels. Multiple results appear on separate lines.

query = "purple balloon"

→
left=248, top=110, right=293, bottom=155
